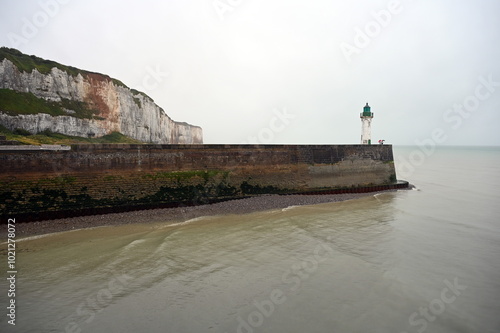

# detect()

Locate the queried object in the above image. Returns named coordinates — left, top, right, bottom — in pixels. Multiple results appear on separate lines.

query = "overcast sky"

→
left=1, top=0, right=500, bottom=145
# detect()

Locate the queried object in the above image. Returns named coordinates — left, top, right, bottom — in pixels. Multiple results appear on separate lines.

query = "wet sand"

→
left=0, top=191, right=403, bottom=238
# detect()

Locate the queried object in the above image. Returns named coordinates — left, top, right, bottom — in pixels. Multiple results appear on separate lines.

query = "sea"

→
left=1, top=145, right=499, bottom=333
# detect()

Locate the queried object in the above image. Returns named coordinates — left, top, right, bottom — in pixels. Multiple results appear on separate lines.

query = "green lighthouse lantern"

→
left=362, top=103, right=373, bottom=117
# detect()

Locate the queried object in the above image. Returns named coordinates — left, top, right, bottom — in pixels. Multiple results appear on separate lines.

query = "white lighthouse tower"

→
left=360, top=103, right=374, bottom=144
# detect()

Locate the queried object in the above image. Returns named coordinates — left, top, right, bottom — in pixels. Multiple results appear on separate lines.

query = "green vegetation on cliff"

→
left=0, top=89, right=103, bottom=119
left=0, top=89, right=64, bottom=117
left=0, top=47, right=127, bottom=87
left=0, top=47, right=81, bottom=76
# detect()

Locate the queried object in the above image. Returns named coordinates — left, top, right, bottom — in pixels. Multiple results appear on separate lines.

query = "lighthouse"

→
left=360, top=103, right=374, bottom=145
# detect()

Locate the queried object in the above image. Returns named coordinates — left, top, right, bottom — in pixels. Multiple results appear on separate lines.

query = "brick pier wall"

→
left=0, top=144, right=397, bottom=220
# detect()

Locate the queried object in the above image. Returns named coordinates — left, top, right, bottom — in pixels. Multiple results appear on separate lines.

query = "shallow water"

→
left=1, top=146, right=499, bottom=332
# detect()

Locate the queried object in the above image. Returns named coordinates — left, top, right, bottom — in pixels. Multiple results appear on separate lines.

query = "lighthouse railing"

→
left=360, top=112, right=374, bottom=117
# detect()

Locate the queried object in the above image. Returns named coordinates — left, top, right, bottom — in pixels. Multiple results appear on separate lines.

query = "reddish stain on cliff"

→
left=84, top=73, right=113, bottom=120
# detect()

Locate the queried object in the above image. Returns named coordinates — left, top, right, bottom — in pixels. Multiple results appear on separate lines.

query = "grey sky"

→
left=1, top=0, right=500, bottom=145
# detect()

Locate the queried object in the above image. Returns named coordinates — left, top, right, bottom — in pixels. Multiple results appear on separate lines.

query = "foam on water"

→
left=281, top=205, right=300, bottom=212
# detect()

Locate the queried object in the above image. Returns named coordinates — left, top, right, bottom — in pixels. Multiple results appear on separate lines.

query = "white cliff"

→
left=0, top=53, right=202, bottom=144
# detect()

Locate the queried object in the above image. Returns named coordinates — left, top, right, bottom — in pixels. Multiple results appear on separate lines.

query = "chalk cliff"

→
left=0, top=48, right=202, bottom=144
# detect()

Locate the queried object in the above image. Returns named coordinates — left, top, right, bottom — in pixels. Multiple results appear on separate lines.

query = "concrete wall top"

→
left=0, top=143, right=393, bottom=151
left=68, top=143, right=392, bottom=151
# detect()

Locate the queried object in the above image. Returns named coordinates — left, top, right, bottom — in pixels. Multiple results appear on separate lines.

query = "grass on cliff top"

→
left=0, top=47, right=127, bottom=88
left=0, top=125, right=143, bottom=145
left=0, top=89, right=103, bottom=119
left=0, top=47, right=82, bottom=76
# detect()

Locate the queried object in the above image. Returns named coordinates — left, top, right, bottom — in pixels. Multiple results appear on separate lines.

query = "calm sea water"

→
left=1, top=146, right=499, bottom=333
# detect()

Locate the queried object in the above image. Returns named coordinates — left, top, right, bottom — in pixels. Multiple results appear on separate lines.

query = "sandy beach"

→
left=0, top=190, right=405, bottom=239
